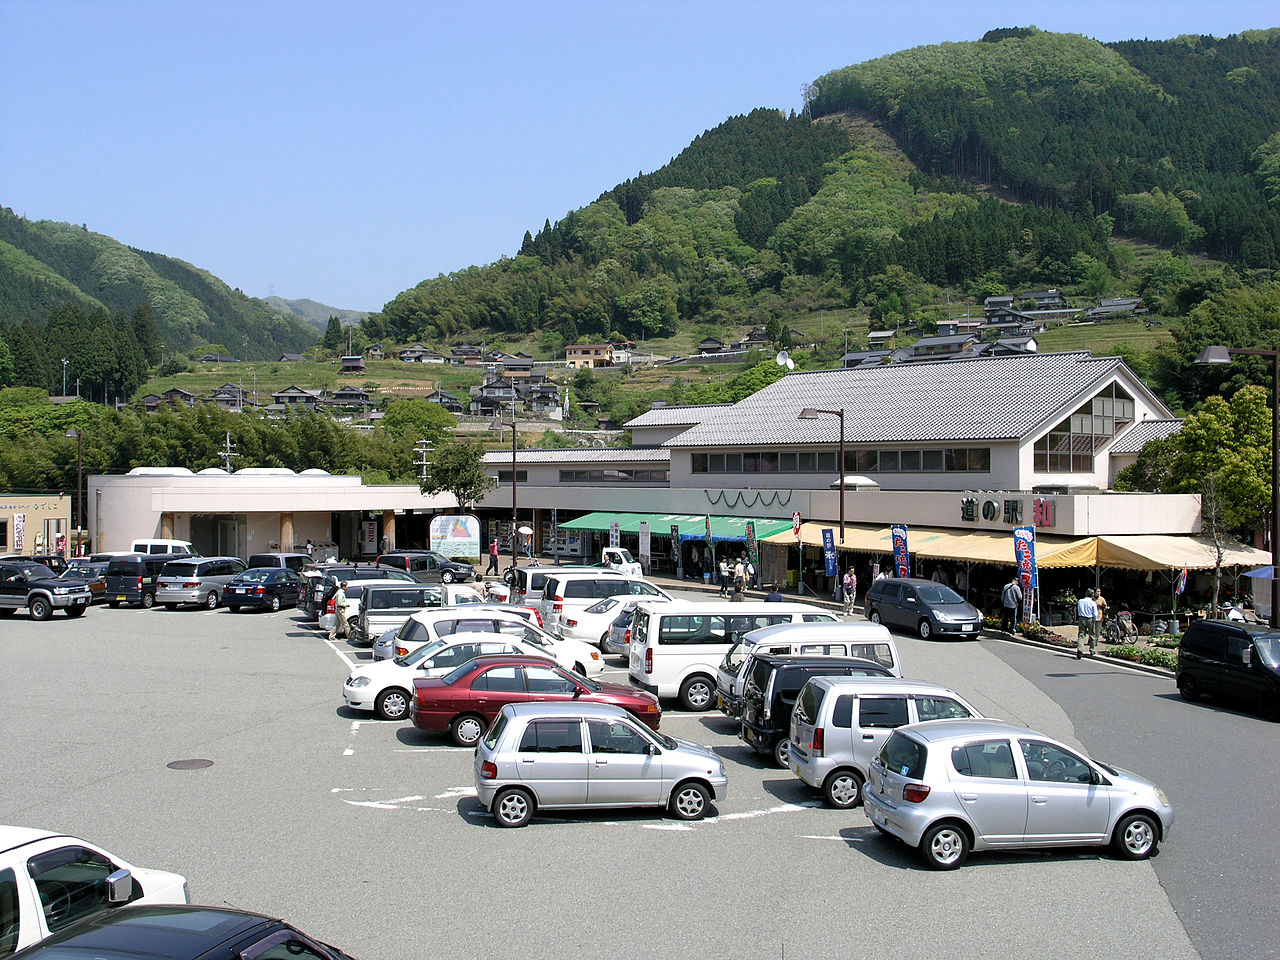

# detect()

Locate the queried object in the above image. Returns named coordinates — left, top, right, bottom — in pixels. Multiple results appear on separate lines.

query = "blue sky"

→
left=2, top=1, right=1276, bottom=312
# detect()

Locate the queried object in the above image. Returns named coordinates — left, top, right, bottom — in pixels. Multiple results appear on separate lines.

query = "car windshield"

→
left=917, top=584, right=965, bottom=604
left=720, top=641, right=749, bottom=672
left=573, top=672, right=602, bottom=692
left=16, top=563, right=57, bottom=579
left=397, top=638, right=446, bottom=666
left=1255, top=634, right=1280, bottom=669
left=236, top=569, right=272, bottom=583
left=585, top=597, right=620, bottom=615
left=616, top=549, right=635, bottom=563
left=652, top=730, right=679, bottom=750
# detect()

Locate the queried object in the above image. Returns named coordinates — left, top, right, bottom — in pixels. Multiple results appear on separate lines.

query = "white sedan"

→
left=1, top=825, right=188, bottom=953
left=345, top=630, right=594, bottom=720
left=558, top=593, right=673, bottom=647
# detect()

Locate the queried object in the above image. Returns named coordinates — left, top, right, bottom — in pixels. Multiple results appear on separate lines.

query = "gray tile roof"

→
left=666, top=352, right=1149, bottom=448
left=482, top=447, right=670, bottom=465
left=624, top=404, right=732, bottom=428
left=1109, top=418, right=1183, bottom=454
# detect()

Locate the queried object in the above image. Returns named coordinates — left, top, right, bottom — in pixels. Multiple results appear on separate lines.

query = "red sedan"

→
left=411, top=654, right=661, bottom=746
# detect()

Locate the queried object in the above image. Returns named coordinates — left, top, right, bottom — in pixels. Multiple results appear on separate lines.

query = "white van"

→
left=539, top=571, right=667, bottom=637
left=130, top=538, right=196, bottom=556
left=628, top=600, right=837, bottom=711
left=715, top=621, right=901, bottom=718
left=787, top=676, right=982, bottom=808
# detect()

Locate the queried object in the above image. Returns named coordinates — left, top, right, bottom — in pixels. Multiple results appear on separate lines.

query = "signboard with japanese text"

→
left=609, top=521, right=620, bottom=548
left=429, top=514, right=482, bottom=559
left=891, top=524, right=910, bottom=578
left=671, top=524, right=681, bottom=579
left=822, top=528, right=838, bottom=577
left=639, top=521, right=651, bottom=574
left=1014, top=525, right=1038, bottom=621
left=792, top=511, right=802, bottom=539
left=746, top=521, right=758, bottom=565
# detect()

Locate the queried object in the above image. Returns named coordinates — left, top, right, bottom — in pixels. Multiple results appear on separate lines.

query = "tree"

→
left=419, top=438, right=494, bottom=510
left=378, top=398, right=456, bottom=445
left=322, top=316, right=343, bottom=352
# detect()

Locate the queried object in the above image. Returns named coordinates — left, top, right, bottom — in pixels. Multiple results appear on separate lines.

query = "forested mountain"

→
left=368, top=28, right=1280, bottom=363
left=264, top=296, right=369, bottom=330
left=0, top=207, right=319, bottom=360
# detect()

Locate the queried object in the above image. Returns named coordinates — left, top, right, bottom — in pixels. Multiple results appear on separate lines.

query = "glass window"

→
left=830, top=694, right=854, bottom=728
left=759, top=451, right=779, bottom=473
left=798, top=451, right=817, bottom=472
left=855, top=450, right=877, bottom=472
left=27, top=846, right=119, bottom=932
left=724, top=453, right=742, bottom=472
left=1226, top=633, right=1252, bottom=665
left=523, top=664, right=579, bottom=694
left=244, top=935, right=331, bottom=960
left=945, top=448, right=968, bottom=471
left=817, top=451, right=837, bottom=472
left=922, top=449, right=944, bottom=472
left=657, top=615, right=726, bottom=646
left=0, top=868, right=20, bottom=958
left=951, top=740, right=1018, bottom=779
left=741, top=452, right=758, bottom=473
left=692, top=454, right=708, bottom=473
left=859, top=696, right=909, bottom=728
left=878, top=450, right=900, bottom=472
left=969, top=448, right=990, bottom=471
left=899, top=450, right=922, bottom=472
left=1020, top=739, right=1092, bottom=783
left=430, top=643, right=478, bottom=669
left=780, top=452, right=797, bottom=472
left=708, top=453, right=725, bottom=472
left=588, top=720, right=651, bottom=754
left=518, top=720, right=583, bottom=753
left=849, top=643, right=894, bottom=669
left=879, top=732, right=927, bottom=779
left=915, top=696, right=972, bottom=721
left=471, top=665, right=522, bottom=692
left=794, top=683, right=824, bottom=724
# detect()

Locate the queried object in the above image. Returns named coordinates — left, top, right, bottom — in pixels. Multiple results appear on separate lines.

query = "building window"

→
left=0, top=519, right=6, bottom=550
left=689, top=446, right=993, bottom=474
left=496, top=471, right=528, bottom=483
left=1034, top=383, right=1135, bottom=473
left=557, top=469, right=669, bottom=484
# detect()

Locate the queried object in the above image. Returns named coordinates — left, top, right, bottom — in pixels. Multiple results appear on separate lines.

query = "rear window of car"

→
left=564, top=580, right=595, bottom=599
left=794, top=681, right=824, bottom=725
left=162, top=561, right=199, bottom=576
left=518, top=719, right=583, bottom=753
left=880, top=731, right=927, bottom=779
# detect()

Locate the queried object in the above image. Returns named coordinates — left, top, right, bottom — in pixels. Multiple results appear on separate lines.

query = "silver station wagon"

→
left=864, top=718, right=1173, bottom=869
left=474, top=702, right=728, bottom=827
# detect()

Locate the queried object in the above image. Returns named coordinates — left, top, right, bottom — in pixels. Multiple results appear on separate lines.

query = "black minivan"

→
left=105, top=552, right=188, bottom=608
left=1177, top=620, right=1280, bottom=719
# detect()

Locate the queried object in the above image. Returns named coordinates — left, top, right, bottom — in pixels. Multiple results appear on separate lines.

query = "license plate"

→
left=962, top=624, right=974, bottom=631
left=116, top=595, right=127, bottom=601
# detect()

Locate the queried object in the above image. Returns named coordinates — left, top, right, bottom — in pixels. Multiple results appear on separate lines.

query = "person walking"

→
left=1095, top=588, right=1109, bottom=637
left=1076, top=588, right=1099, bottom=659
left=486, top=537, right=500, bottom=576
left=1000, top=577, right=1022, bottom=634
left=329, top=580, right=349, bottom=641
left=842, top=568, right=857, bottom=616
left=718, top=557, right=730, bottom=597
left=733, top=556, right=746, bottom=592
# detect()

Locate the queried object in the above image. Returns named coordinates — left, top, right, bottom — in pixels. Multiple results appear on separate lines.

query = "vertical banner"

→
left=745, top=521, right=758, bottom=566
left=792, top=511, right=802, bottom=540
left=14, top=513, right=25, bottom=551
left=551, top=508, right=559, bottom=563
left=638, top=521, right=651, bottom=575
left=704, top=515, right=713, bottom=551
left=822, top=528, right=838, bottom=577
left=670, top=524, right=681, bottom=579
left=609, top=520, right=620, bottom=548
left=1013, top=525, right=1038, bottom=622
left=891, top=524, right=910, bottom=578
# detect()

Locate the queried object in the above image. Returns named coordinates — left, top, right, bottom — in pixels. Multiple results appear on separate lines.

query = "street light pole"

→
left=1195, top=344, right=1280, bottom=628
left=798, top=407, right=846, bottom=543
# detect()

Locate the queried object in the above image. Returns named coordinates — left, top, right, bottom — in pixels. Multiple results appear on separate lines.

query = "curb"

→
left=983, top=629, right=1176, bottom=679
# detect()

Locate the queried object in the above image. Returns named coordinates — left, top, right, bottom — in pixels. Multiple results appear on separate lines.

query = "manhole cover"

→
left=166, top=759, right=214, bottom=770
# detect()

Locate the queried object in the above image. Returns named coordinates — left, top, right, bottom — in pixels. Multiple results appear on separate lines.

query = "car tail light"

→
left=623, top=627, right=631, bottom=644
left=564, top=618, right=578, bottom=627
left=253, top=587, right=265, bottom=596
left=529, top=609, right=544, bottom=627
left=183, top=580, right=200, bottom=588
left=480, top=760, right=497, bottom=779
left=136, top=577, right=144, bottom=590
left=903, top=783, right=931, bottom=803
left=644, top=647, right=653, bottom=675
left=326, top=598, right=335, bottom=614
left=811, top=728, right=825, bottom=756
left=553, top=594, right=563, bottom=613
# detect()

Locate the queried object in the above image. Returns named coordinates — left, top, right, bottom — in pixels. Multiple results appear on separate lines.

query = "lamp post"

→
left=61, top=358, right=68, bottom=398
left=798, top=407, right=846, bottom=543
left=64, top=428, right=82, bottom=555
left=1194, top=344, right=1280, bottom=627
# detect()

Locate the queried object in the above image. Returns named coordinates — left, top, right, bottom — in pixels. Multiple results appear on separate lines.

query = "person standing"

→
left=842, top=568, right=857, bottom=616
left=1076, top=588, right=1099, bottom=659
left=1000, top=577, right=1023, bottom=634
left=733, top=556, right=746, bottom=592
left=1095, top=588, right=1109, bottom=636
left=486, top=537, right=500, bottom=576
left=718, top=557, right=730, bottom=597
left=764, top=582, right=784, bottom=602
left=329, top=580, right=349, bottom=641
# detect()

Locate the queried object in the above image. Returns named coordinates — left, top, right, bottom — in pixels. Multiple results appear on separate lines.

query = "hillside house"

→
left=698, top=336, right=726, bottom=354
left=340, top=355, right=366, bottom=374
left=450, top=344, right=483, bottom=364
left=279, top=353, right=305, bottom=363
left=907, top=334, right=981, bottom=358
left=195, top=353, right=239, bottom=364
left=272, top=386, right=321, bottom=408
left=566, top=344, right=613, bottom=369
left=330, top=385, right=371, bottom=407
left=366, top=344, right=384, bottom=359
left=503, top=353, right=533, bottom=380
left=399, top=344, right=445, bottom=363
left=425, top=389, right=464, bottom=413
left=162, top=388, right=196, bottom=407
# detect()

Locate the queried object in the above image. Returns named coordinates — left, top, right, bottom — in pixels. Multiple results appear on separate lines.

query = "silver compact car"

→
left=474, top=702, right=728, bottom=827
left=863, top=718, right=1173, bottom=869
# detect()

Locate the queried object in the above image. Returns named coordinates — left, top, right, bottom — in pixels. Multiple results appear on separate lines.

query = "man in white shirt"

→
left=1076, top=588, right=1099, bottom=659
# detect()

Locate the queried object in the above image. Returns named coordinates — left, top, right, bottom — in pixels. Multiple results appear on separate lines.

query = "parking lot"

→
left=2, top=600, right=1204, bottom=959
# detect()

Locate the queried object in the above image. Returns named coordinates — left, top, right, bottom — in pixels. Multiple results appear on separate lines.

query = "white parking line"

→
left=323, top=637, right=356, bottom=668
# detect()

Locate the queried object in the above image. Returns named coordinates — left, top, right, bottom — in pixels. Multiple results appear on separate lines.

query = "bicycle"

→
left=1103, top=610, right=1139, bottom=645
left=501, top=555, right=541, bottom=586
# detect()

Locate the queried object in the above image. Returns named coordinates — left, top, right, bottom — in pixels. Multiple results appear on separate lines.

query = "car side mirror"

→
left=572, top=688, right=583, bottom=699
left=906, top=597, right=917, bottom=604
left=1243, top=645, right=1253, bottom=666
left=648, top=743, right=661, bottom=756
left=105, top=868, right=134, bottom=905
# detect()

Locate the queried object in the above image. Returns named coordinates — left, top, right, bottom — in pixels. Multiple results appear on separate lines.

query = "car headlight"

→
left=1155, top=787, right=1171, bottom=807
left=53, top=586, right=70, bottom=595
left=347, top=676, right=371, bottom=688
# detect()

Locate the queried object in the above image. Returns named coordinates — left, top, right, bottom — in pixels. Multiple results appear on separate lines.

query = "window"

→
left=951, top=740, right=1018, bottom=779
left=472, top=665, right=522, bottom=692
left=859, top=696, right=909, bottom=728
left=588, top=720, right=651, bottom=754
left=430, top=643, right=478, bottom=670
left=496, top=471, right=528, bottom=483
left=1020, top=740, right=1092, bottom=783
left=27, top=846, right=120, bottom=932
left=523, top=665, right=579, bottom=694
left=915, top=697, right=971, bottom=721
left=1226, top=632, right=1252, bottom=665
left=800, top=643, right=846, bottom=656
left=518, top=720, right=583, bottom=753
left=830, top=694, right=854, bottom=728
left=879, top=732, right=926, bottom=779
left=849, top=643, right=894, bottom=669
left=1034, top=383, right=1135, bottom=473
left=0, top=868, right=19, bottom=958
left=657, top=615, right=726, bottom=646
left=0, top=520, right=7, bottom=551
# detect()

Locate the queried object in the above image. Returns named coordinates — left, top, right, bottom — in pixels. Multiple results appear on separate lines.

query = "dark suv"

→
left=1178, top=619, right=1280, bottom=719
left=0, top=559, right=92, bottom=620
left=105, top=553, right=189, bottom=608
left=863, top=577, right=982, bottom=639
left=738, top=654, right=892, bottom=767
left=375, top=550, right=474, bottom=584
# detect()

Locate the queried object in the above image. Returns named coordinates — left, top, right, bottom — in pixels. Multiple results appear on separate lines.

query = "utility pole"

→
left=413, top=439, right=432, bottom=482
left=219, top=431, right=239, bottom=472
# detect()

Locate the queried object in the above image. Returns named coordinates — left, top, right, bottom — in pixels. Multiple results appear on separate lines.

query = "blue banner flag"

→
left=891, top=525, right=910, bottom=578
left=822, top=528, right=838, bottom=577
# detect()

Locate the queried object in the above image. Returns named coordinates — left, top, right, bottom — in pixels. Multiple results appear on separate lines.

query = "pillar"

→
left=280, top=512, right=294, bottom=552
left=381, top=513, right=396, bottom=551
left=160, top=513, right=175, bottom=539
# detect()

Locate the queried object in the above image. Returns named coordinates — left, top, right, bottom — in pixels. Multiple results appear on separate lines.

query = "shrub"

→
left=1102, top=646, right=1177, bottom=670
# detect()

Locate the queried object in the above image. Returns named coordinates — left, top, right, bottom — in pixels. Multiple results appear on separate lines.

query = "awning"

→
left=761, top=523, right=1272, bottom=572
left=557, top=511, right=793, bottom=543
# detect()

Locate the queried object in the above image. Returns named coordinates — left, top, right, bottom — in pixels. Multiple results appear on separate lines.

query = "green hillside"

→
left=264, top=296, right=369, bottom=330
left=0, top=207, right=319, bottom=360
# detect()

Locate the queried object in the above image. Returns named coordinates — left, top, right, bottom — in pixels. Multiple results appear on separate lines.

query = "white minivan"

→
left=628, top=600, right=837, bottom=711
left=130, top=538, right=196, bottom=555
left=539, top=571, right=667, bottom=637
left=715, top=621, right=902, bottom=719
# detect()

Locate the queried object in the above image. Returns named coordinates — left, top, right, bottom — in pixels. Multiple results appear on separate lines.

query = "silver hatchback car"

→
left=863, top=718, right=1173, bottom=869
left=474, top=702, right=728, bottom=827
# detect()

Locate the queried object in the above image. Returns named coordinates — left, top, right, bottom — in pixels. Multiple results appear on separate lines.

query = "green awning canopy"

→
left=557, top=511, right=793, bottom=543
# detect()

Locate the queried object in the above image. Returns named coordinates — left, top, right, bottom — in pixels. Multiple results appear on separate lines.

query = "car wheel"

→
left=920, top=822, right=970, bottom=869
left=772, top=738, right=790, bottom=769
left=107, top=600, right=120, bottom=609
left=868, top=609, right=882, bottom=625
left=227, top=605, right=241, bottom=613
left=28, top=596, right=52, bottom=621
left=1112, top=813, right=1159, bottom=860
left=823, top=769, right=864, bottom=809
left=441, top=570, right=456, bottom=583
left=205, top=591, right=219, bottom=610
left=678, top=674, right=715, bottom=712
left=375, top=688, right=411, bottom=721
left=1178, top=674, right=1199, bottom=702
left=918, top=619, right=933, bottom=640
left=141, top=592, right=155, bottom=609
left=163, top=603, right=178, bottom=611
left=493, top=787, right=534, bottom=827
left=65, top=606, right=86, bottom=618
left=450, top=713, right=486, bottom=747
left=270, top=595, right=281, bottom=612
left=668, top=781, right=711, bottom=821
